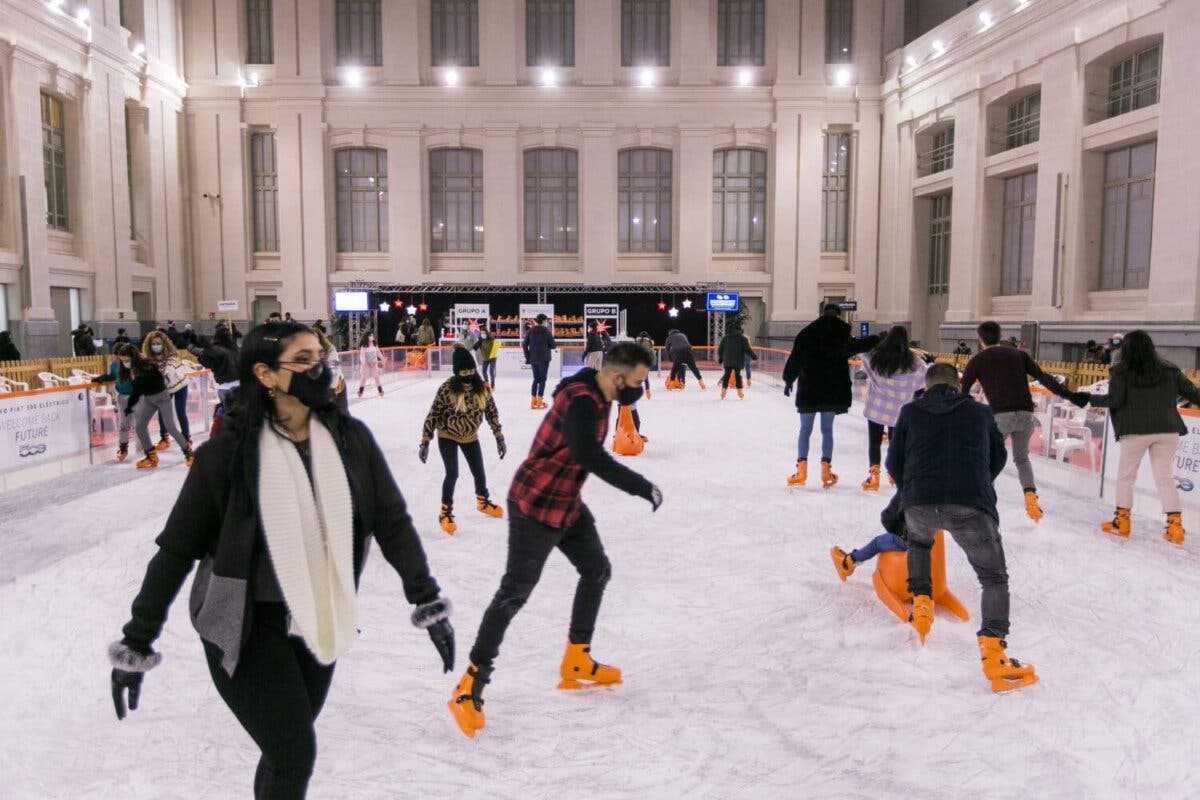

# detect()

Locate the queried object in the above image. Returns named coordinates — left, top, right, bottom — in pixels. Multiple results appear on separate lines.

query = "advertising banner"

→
left=706, top=292, right=740, bottom=312
left=0, top=389, right=91, bottom=475
left=1103, top=408, right=1200, bottom=511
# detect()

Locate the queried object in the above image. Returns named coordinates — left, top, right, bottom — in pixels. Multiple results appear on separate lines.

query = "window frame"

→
left=1005, top=91, right=1040, bottom=151
left=620, top=0, right=670, bottom=68
left=821, top=132, right=852, bottom=253
left=712, top=147, right=767, bottom=254
left=717, top=0, right=765, bottom=67
left=523, top=148, right=579, bottom=254
left=930, top=127, right=954, bottom=174
left=618, top=147, right=673, bottom=254
left=334, top=147, right=389, bottom=253
left=1107, top=44, right=1160, bottom=119
left=41, top=92, right=69, bottom=232
left=250, top=131, right=280, bottom=253
left=927, top=193, right=952, bottom=296
left=245, top=0, right=274, bottom=65
left=525, top=0, right=575, bottom=68
left=999, top=171, right=1037, bottom=296
left=431, top=0, right=479, bottom=67
left=335, top=0, right=383, bottom=67
left=429, top=148, right=484, bottom=254
left=1098, top=141, right=1156, bottom=291
left=824, top=0, right=853, bottom=65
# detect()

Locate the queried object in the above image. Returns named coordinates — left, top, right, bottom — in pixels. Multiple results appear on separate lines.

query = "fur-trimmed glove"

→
left=411, top=598, right=454, bottom=673
left=108, top=641, right=162, bottom=721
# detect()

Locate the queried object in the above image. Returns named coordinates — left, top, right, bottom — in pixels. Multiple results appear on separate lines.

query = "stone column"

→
left=852, top=99, right=882, bottom=318
left=944, top=94, right=984, bottom=324
left=799, top=0, right=825, bottom=81
left=276, top=105, right=330, bottom=319
left=383, top=0, right=421, bottom=85
left=482, top=0, right=519, bottom=85
left=769, top=108, right=801, bottom=319
left=678, top=0, right=711, bottom=85
left=388, top=126, right=425, bottom=281
left=794, top=111, right=825, bottom=317
left=483, top=124, right=521, bottom=281
left=83, top=60, right=131, bottom=324
left=676, top=125, right=713, bottom=281
left=580, top=125, right=617, bottom=282
left=579, top=0, right=616, bottom=85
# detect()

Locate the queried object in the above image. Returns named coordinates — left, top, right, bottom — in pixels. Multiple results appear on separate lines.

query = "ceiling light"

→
left=131, top=41, right=145, bottom=57
left=932, top=40, right=946, bottom=56
left=979, top=11, right=993, bottom=29
left=75, top=6, right=89, bottom=23
left=541, top=68, right=557, bottom=87
left=444, top=69, right=459, bottom=87
left=906, top=55, right=918, bottom=68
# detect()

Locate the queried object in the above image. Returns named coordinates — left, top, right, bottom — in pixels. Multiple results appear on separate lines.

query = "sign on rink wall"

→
left=1103, top=408, right=1200, bottom=511
left=0, top=389, right=91, bottom=475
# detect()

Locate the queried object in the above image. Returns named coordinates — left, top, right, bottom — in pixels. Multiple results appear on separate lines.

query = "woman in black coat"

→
left=0, top=330, right=20, bottom=361
left=781, top=305, right=879, bottom=488
left=108, top=322, right=454, bottom=799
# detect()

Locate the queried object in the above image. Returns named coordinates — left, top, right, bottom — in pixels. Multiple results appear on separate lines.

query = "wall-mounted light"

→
left=541, top=68, right=557, bottom=87
left=47, top=0, right=65, bottom=11
left=834, top=68, right=853, bottom=87
left=444, top=69, right=459, bottom=87
left=639, top=68, right=655, bottom=88
left=932, top=40, right=946, bottom=56
left=979, top=11, right=994, bottom=29
left=131, top=41, right=145, bottom=57
left=737, top=69, right=753, bottom=87
left=246, top=71, right=260, bottom=87
left=343, top=68, right=363, bottom=87
left=905, top=55, right=918, bottom=69
left=74, top=6, right=89, bottom=24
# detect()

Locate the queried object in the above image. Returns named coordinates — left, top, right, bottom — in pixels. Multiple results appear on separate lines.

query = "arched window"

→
left=524, top=148, right=578, bottom=253
left=618, top=148, right=672, bottom=253
left=335, top=148, right=388, bottom=252
left=429, top=148, right=483, bottom=253
left=712, top=148, right=766, bottom=253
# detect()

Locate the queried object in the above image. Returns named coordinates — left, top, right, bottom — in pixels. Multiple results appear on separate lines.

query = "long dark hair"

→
left=868, top=326, right=918, bottom=378
left=1114, top=329, right=1167, bottom=387
left=113, top=344, right=138, bottom=382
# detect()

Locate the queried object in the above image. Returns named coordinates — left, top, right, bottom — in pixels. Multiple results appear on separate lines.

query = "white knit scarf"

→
left=257, top=419, right=358, bottom=665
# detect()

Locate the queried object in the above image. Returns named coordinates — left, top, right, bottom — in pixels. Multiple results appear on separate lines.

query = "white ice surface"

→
left=1, top=373, right=1199, bottom=799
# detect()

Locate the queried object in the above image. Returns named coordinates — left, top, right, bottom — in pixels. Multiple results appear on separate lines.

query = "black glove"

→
left=411, top=598, right=454, bottom=673
left=496, top=437, right=507, bottom=460
left=1069, top=391, right=1090, bottom=408
left=418, top=440, right=430, bottom=464
left=647, top=484, right=663, bottom=512
left=783, top=383, right=793, bottom=397
left=108, top=642, right=161, bottom=721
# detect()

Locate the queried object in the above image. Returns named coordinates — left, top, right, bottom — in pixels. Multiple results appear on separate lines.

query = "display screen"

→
left=334, top=291, right=370, bottom=312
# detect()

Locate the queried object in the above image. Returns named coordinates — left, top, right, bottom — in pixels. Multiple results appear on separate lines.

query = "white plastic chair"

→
left=66, top=375, right=92, bottom=386
left=38, top=372, right=69, bottom=389
left=71, top=368, right=99, bottom=381
left=1052, top=422, right=1095, bottom=471
left=0, top=376, right=30, bottom=393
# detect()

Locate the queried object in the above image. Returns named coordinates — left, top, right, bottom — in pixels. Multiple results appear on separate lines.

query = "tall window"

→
left=717, top=0, right=764, bottom=67
left=250, top=133, right=279, bottom=252
left=246, top=0, right=273, bottom=64
left=1000, top=172, right=1037, bottom=295
left=1099, top=141, right=1156, bottom=290
left=927, top=194, right=951, bottom=295
left=930, top=127, right=954, bottom=173
left=526, top=0, right=574, bottom=67
left=336, top=0, right=382, bottom=66
left=430, top=149, right=484, bottom=253
left=825, top=0, right=853, bottom=64
left=821, top=133, right=852, bottom=252
left=712, top=148, right=767, bottom=253
left=335, top=148, right=388, bottom=252
left=524, top=148, right=578, bottom=253
left=1005, top=92, right=1040, bottom=150
left=621, top=0, right=669, bottom=67
left=41, top=93, right=68, bottom=232
left=1108, top=45, right=1160, bottom=118
left=618, top=148, right=672, bottom=253
left=432, top=0, right=479, bottom=67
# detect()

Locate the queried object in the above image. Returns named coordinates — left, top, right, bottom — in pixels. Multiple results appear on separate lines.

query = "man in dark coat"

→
left=781, top=304, right=878, bottom=487
left=522, top=314, right=557, bottom=409
left=716, top=327, right=757, bottom=399
left=72, top=325, right=98, bottom=356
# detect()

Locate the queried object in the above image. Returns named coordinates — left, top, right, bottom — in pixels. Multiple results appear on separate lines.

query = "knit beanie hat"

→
left=452, top=346, right=476, bottom=374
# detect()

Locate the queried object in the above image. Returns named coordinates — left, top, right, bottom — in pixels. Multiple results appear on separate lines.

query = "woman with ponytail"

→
left=859, top=325, right=928, bottom=491
left=108, top=321, right=454, bottom=799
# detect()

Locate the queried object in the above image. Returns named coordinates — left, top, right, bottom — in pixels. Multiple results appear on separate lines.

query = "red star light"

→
left=657, top=301, right=666, bottom=311
left=594, top=319, right=610, bottom=335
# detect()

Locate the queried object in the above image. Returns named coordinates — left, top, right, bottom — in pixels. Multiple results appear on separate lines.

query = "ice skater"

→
left=143, top=330, right=193, bottom=452
left=447, top=343, right=663, bottom=738
left=858, top=326, right=929, bottom=491
left=357, top=331, right=384, bottom=397
left=126, top=347, right=194, bottom=469
left=717, top=325, right=757, bottom=399
left=783, top=304, right=878, bottom=488
left=887, top=362, right=1038, bottom=692
left=108, top=322, right=453, bottom=799
left=584, top=320, right=610, bottom=371
left=961, top=321, right=1087, bottom=521
left=664, top=328, right=705, bottom=390
left=94, top=344, right=138, bottom=462
left=634, top=331, right=656, bottom=398
left=523, top=313, right=556, bottom=409
left=830, top=493, right=907, bottom=581
left=419, top=347, right=507, bottom=535
left=474, top=325, right=501, bottom=389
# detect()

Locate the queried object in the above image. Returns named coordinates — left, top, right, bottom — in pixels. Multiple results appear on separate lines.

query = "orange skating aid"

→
left=611, top=406, right=645, bottom=456
left=978, top=636, right=1038, bottom=693
left=557, top=641, right=622, bottom=690
left=830, top=547, right=855, bottom=582
left=861, top=465, right=881, bottom=492
left=787, top=460, right=808, bottom=487
left=448, top=663, right=489, bottom=738
left=872, top=532, right=970, bottom=633
left=821, top=461, right=838, bottom=489
left=1101, top=507, right=1131, bottom=538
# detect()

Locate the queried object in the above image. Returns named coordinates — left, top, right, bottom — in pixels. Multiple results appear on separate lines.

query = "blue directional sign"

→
left=706, top=292, right=740, bottom=312
left=860, top=322, right=870, bottom=338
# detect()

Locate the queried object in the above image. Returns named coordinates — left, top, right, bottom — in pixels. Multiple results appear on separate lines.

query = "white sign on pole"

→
left=217, top=300, right=240, bottom=313
left=519, top=304, right=555, bottom=319
left=583, top=303, right=619, bottom=317
left=1103, top=408, right=1200, bottom=511
left=0, top=389, right=91, bottom=475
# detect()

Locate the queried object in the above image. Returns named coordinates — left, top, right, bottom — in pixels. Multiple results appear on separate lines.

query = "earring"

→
left=267, top=388, right=276, bottom=399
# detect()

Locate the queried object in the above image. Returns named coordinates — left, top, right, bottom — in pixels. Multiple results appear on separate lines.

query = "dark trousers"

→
left=158, top=385, right=191, bottom=439
left=482, top=359, right=497, bottom=386
left=904, top=505, right=1010, bottom=639
left=867, top=421, right=894, bottom=466
left=439, top=437, right=488, bottom=505
left=469, top=504, right=611, bottom=670
left=530, top=362, right=550, bottom=397
left=720, top=367, right=744, bottom=390
left=669, top=352, right=702, bottom=382
left=203, top=603, right=336, bottom=800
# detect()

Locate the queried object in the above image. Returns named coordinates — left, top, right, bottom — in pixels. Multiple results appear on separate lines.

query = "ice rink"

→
left=1, top=370, right=1198, bottom=799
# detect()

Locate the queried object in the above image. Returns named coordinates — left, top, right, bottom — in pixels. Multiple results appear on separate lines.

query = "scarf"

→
left=257, top=419, right=358, bottom=665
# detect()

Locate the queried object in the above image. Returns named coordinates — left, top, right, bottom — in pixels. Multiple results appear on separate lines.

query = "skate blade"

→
left=989, top=673, right=1039, bottom=693
left=556, top=678, right=623, bottom=690
left=447, top=700, right=483, bottom=738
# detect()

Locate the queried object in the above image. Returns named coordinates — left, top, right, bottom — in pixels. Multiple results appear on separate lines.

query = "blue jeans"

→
left=850, top=533, right=907, bottom=564
left=159, top=384, right=190, bottom=440
left=530, top=362, right=549, bottom=397
left=797, top=411, right=835, bottom=462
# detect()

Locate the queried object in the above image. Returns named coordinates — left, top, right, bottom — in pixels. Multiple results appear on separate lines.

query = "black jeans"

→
left=669, top=352, right=702, bottom=382
left=904, top=505, right=1010, bottom=639
left=469, top=504, right=611, bottom=670
left=720, top=367, right=743, bottom=390
left=158, top=385, right=191, bottom=439
left=439, top=437, right=488, bottom=505
left=203, top=603, right=336, bottom=800
left=867, top=421, right=894, bottom=466
left=482, top=359, right=497, bottom=386
left=530, top=362, right=550, bottom=397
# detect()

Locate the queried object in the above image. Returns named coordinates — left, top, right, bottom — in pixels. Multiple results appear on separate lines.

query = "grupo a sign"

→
left=0, top=389, right=91, bottom=475
left=454, top=303, right=490, bottom=318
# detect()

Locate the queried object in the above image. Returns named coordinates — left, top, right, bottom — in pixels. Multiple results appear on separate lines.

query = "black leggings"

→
left=482, top=359, right=497, bottom=386
left=470, top=504, right=611, bottom=670
left=868, top=421, right=894, bottom=466
left=158, top=385, right=191, bottom=439
left=530, top=362, right=549, bottom=397
left=203, top=603, right=335, bottom=800
left=669, top=352, right=702, bottom=382
left=439, top=437, right=488, bottom=505
left=720, top=367, right=743, bottom=389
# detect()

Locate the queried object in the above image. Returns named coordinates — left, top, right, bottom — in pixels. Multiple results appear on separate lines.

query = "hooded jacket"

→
left=886, top=384, right=1008, bottom=521
left=717, top=332, right=757, bottom=370
left=782, top=315, right=878, bottom=414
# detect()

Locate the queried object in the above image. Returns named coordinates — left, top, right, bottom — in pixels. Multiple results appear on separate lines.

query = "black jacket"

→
left=523, top=324, right=556, bottom=364
left=717, top=333, right=757, bottom=370
left=119, top=406, right=440, bottom=674
left=1089, top=363, right=1200, bottom=440
left=782, top=316, right=878, bottom=414
left=886, top=384, right=1007, bottom=521
left=73, top=330, right=97, bottom=356
left=0, top=341, right=20, bottom=361
left=585, top=332, right=610, bottom=354
left=126, top=368, right=169, bottom=411
left=192, top=343, right=240, bottom=385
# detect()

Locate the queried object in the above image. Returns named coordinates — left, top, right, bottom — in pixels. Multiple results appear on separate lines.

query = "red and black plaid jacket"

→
left=509, top=370, right=652, bottom=528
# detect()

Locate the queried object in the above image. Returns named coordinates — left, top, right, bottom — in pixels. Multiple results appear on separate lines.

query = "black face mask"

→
left=615, top=381, right=644, bottom=406
left=281, top=362, right=333, bottom=409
